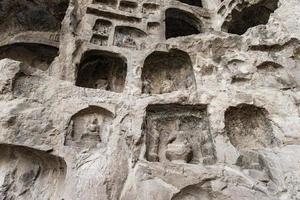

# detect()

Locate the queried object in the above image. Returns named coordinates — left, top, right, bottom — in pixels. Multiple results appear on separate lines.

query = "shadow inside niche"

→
left=222, top=0, right=279, bottom=35
left=0, top=0, right=69, bottom=37
left=0, top=43, right=58, bottom=71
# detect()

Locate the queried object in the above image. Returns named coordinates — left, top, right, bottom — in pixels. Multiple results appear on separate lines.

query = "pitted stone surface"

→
left=0, top=0, right=300, bottom=199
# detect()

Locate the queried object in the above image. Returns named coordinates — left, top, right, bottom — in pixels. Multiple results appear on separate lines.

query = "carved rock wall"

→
left=0, top=0, right=300, bottom=199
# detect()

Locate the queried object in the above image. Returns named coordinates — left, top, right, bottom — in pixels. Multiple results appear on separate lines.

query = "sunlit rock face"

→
left=0, top=0, right=300, bottom=199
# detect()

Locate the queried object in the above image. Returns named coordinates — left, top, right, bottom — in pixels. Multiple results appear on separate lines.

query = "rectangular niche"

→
left=90, top=34, right=108, bottom=46
left=93, top=0, right=117, bottom=7
left=93, top=19, right=112, bottom=36
left=142, top=3, right=160, bottom=15
left=119, top=0, right=138, bottom=13
left=144, top=104, right=216, bottom=165
left=113, top=26, right=147, bottom=50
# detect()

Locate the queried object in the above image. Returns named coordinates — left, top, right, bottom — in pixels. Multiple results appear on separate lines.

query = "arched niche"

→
left=0, top=0, right=69, bottom=38
left=165, top=8, right=201, bottom=39
left=0, top=43, right=58, bottom=71
left=225, top=104, right=276, bottom=150
left=75, top=50, right=127, bottom=93
left=222, top=0, right=279, bottom=35
left=0, top=144, right=66, bottom=199
left=65, top=106, right=114, bottom=148
left=177, top=0, right=202, bottom=7
left=142, top=49, right=196, bottom=94
left=113, top=26, right=147, bottom=50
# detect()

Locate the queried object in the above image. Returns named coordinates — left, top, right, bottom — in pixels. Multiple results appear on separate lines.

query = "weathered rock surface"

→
left=0, top=0, right=300, bottom=199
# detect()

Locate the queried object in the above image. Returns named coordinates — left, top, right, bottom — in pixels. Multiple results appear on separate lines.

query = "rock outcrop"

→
left=0, top=0, right=300, bottom=199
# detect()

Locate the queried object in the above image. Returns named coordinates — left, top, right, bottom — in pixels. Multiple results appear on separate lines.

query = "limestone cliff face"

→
left=0, top=0, right=300, bottom=199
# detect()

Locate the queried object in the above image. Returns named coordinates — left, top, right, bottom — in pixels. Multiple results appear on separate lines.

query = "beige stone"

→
left=0, top=0, right=300, bottom=199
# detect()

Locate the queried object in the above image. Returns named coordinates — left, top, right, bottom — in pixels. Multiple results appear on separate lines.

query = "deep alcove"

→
left=0, top=0, right=69, bottom=38
left=0, top=43, right=58, bottom=71
left=165, top=8, right=201, bottom=39
left=76, top=50, right=127, bottom=93
left=223, top=0, right=279, bottom=35
left=142, top=49, right=195, bottom=94
left=225, top=104, right=276, bottom=150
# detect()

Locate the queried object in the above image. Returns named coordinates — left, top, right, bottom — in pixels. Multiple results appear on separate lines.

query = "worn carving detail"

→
left=221, top=0, right=279, bottom=35
left=0, top=0, right=300, bottom=199
left=0, top=145, right=66, bottom=200
left=0, top=0, right=69, bottom=39
left=0, top=44, right=58, bottom=71
left=142, top=50, right=195, bottom=94
left=113, top=26, right=147, bottom=50
left=144, top=104, right=215, bottom=164
left=76, top=50, right=127, bottom=92
left=225, top=104, right=277, bottom=150
left=65, top=106, right=113, bottom=148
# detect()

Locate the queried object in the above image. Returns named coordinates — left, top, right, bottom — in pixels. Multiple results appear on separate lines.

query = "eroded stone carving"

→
left=119, top=1, right=138, bottom=13
left=93, top=19, right=112, bottom=36
left=113, top=26, right=147, bottom=50
left=76, top=50, right=127, bottom=92
left=222, top=0, right=279, bottom=35
left=252, top=61, right=295, bottom=89
left=165, top=8, right=201, bottom=39
left=142, top=3, right=160, bottom=15
left=142, top=50, right=195, bottom=94
left=0, top=0, right=299, bottom=199
left=144, top=104, right=216, bottom=164
left=0, top=144, right=66, bottom=200
left=0, top=0, right=69, bottom=39
left=225, top=104, right=277, bottom=150
left=65, top=106, right=113, bottom=148
left=0, top=43, right=58, bottom=71
left=147, top=22, right=160, bottom=34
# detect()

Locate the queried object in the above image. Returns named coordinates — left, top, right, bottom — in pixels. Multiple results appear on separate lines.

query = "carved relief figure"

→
left=93, top=19, right=112, bottom=36
left=142, top=50, right=196, bottom=94
left=90, top=35, right=108, bottom=46
left=165, top=131, right=193, bottom=163
left=76, top=51, right=127, bottom=92
left=114, top=26, right=147, bottom=50
left=145, top=105, right=216, bottom=165
left=65, top=106, right=113, bottom=148
left=81, top=117, right=101, bottom=142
